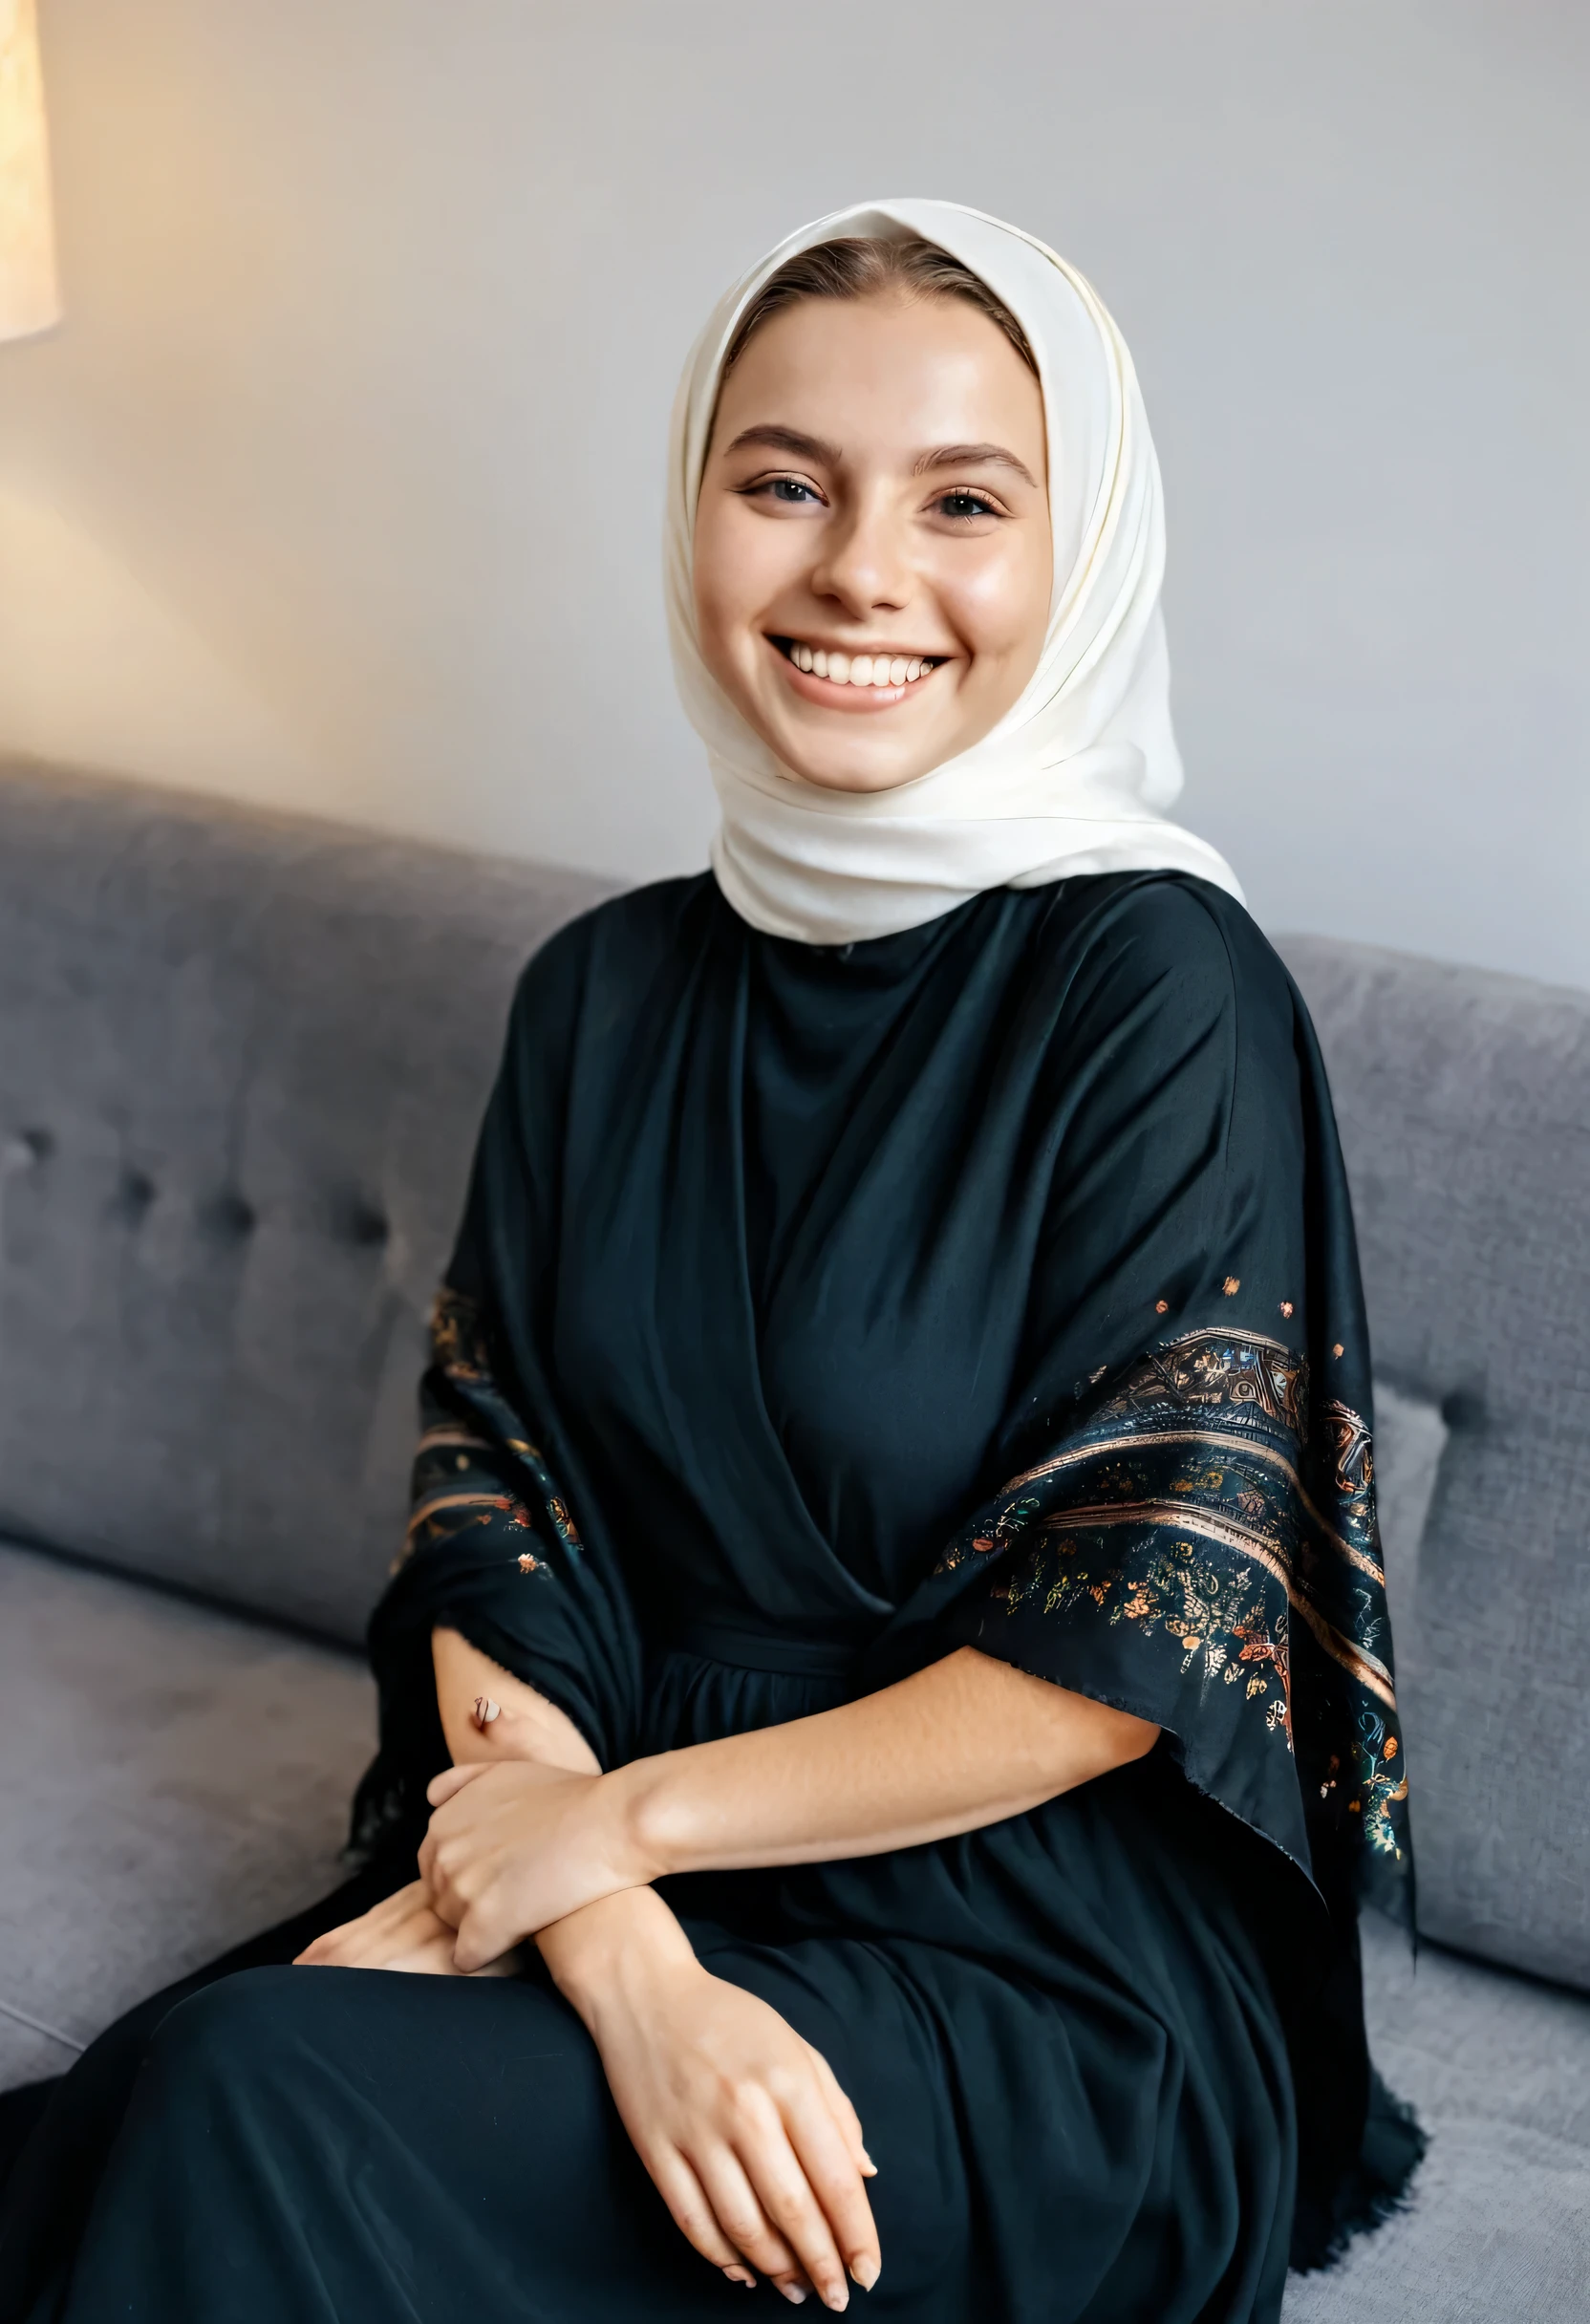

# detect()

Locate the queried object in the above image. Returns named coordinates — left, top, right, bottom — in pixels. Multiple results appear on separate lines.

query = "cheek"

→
left=693, top=504, right=797, bottom=661
left=939, top=536, right=1051, bottom=664
left=690, top=506, right=739, bottom=668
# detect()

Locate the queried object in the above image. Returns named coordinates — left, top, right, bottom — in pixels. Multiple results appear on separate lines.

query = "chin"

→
left=766, top=725, right=939, bottom=797
left=780, top=758, right=930, bottom=796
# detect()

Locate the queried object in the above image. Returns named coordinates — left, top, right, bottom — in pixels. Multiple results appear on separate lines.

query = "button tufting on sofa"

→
left=111, top=1168, right=158, bottom=1224
left=332, top=1193, right=391, bottom=1248
left=199, top=1190, right=257, bottom=1239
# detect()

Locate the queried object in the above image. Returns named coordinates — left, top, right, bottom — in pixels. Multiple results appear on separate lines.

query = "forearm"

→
left=419, top=1643, right=1154, bottom=1976
left=614, top=1646, right=1157, bottom=1880
left=432, top=1625, right=600, bottom=1775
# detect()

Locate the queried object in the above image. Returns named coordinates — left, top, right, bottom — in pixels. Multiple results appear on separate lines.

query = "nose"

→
left=808, top=486, right=912, bottom=620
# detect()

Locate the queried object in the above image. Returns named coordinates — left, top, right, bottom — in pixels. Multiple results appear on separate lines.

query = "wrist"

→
left=536, top=1886, right=698, bottom=2030
left=599, top=1754, right=682, bottom=1887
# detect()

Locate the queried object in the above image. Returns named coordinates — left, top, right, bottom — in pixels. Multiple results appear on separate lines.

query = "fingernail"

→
left=850, top=2255, right=880, bottom=2290
left=722, top=2266, right=755, bottom=2287
left=823, top=2291, right=849, bottom=2313
left=777, top=2287, right=806, bottom=2306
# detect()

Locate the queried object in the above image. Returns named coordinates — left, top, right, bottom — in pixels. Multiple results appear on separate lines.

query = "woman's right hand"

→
left=540, top=1890, right=880, bottom=2311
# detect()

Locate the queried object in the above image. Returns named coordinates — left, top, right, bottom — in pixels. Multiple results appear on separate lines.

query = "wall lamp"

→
left=0, top=0, right=59, bottom=342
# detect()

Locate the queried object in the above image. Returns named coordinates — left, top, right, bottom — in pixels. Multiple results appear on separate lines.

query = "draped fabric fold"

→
left=355, top=1284, right=645, bottom=1854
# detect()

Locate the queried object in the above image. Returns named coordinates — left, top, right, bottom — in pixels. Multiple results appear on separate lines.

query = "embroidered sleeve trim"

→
left=390, top=1286, right=585, bottom=1575
left=939, top=1327, right=1411, bottom=1883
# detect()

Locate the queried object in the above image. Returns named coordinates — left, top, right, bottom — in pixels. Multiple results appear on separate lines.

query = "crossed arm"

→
left=299, top=1628, right=1156, bottom=2310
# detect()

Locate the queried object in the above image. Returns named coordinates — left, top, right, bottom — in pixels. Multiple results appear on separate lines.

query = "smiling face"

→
left=693, top=290, right=1052, bottom=795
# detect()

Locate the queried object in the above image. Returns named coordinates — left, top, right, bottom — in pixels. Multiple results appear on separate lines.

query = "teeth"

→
left=789, top=644, right=935, bottom=688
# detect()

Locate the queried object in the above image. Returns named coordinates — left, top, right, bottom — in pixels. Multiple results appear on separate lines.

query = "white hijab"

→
left=665, top=198, right=1241, bottom=946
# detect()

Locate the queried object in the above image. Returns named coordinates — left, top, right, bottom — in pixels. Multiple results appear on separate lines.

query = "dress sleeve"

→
left=859, top=879, right=1411, bottom=1927
left=350, top=929, right=646, bottom=1864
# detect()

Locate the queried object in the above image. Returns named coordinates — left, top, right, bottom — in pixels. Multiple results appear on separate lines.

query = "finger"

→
left=450, top=1897, right=521, bottom=1974
left=469, top=1945, right=523, bottom=1979
left=294, top=1928, right=349, bottom=1966
left=693, top=2141, right=806, bottom=2287
left=426, top=1760, right=492, bottom=1808
left=803, top=2042, right=877, bottom=2177
left=383, top=1932, right=471, bottom=1976
left=762, top=2261, right=819, bottom=2309
left=297, top=1912, right=437, bottom=1970
left=414, top=1826, right=465, bottom=1915
left=295, top=1881, right=428, bottom=1958
left=383, top=1931, right=520, bottom=1978
left=784, top=2086, right=881, bottom=2294
left=726, top=2100, right=851, bottom=2310
left=294, top=1889, right=439, bottom=1968
left=645, top=2144, right=764, bottom=2280
left=330, top=1895, right=439, bottom=1949
left=415, top=1825, right=439, bottom=1898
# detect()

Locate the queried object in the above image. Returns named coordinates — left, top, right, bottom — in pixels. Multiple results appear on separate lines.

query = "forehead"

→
left=710, top=292, right=1046, bottom=469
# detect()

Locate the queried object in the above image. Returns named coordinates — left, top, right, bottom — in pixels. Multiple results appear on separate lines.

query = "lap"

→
left=54, top=1952, right=972, bottom=2323
left=2, top=1779, right=1295, bottom=2324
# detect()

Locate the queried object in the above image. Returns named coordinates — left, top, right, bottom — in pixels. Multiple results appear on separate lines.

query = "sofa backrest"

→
left=0, top=759, right=612, bottom=1643
left=1278, top=936, right=1590, bottom=1992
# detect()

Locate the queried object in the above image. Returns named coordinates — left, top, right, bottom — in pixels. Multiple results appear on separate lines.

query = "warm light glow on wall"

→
left=0, top=0, right=59, bottom=342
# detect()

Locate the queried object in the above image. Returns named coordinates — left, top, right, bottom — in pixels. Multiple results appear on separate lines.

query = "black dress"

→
left=0, top=872, right=1419, bottom=2323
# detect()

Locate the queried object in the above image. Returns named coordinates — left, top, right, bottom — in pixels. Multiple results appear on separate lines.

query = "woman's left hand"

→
left=292, top=1879, right=522, bottom=1977
left=419, top=1758, right=646, bottom=1970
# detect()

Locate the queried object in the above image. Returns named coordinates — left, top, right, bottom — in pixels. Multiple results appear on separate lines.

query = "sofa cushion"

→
left=0, top=759, right=614, bottom=1644
left=1278, top=937, right=1590, bottom=1993
left=0, top=1539, right=374, bottom=2094
left=1282, top=1911, right=1590, bottom=2321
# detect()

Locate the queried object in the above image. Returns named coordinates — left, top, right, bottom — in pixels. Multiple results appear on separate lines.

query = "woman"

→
left=0, top=200, right=1419, bottom=2322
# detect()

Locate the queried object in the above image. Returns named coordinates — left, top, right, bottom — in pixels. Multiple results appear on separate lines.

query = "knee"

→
left=142, top=1968, right=317, bottom=2098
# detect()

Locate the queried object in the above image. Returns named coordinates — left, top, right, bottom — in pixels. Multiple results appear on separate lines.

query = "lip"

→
left=763, top=634, right=945, bottom=714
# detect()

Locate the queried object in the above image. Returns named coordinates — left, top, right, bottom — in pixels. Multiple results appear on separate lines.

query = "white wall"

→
left=4, top=0, right=1586, bottom=986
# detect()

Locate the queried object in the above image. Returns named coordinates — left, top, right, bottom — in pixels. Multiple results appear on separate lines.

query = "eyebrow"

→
left=723, top=424, right=842, bottom=465
left=913, top=442, right=1039, bottom=489
left=722, top=424, right=1038, bottom=492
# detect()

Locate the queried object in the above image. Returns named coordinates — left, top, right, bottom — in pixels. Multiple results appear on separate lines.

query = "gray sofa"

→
left=1, top=758, right=1586, bottom=2319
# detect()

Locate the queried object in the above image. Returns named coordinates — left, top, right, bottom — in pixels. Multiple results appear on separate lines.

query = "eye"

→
left=935, top=489, right=1000, bottom=523
left=743, top=475, right=825, bottom=506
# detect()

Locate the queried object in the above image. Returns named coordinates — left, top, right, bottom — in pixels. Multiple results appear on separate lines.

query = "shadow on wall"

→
left=0, top=484, right=326, bottom=807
